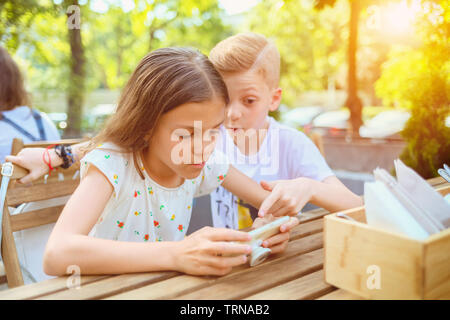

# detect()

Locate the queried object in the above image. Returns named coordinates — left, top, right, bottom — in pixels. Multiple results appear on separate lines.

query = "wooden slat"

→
left=423, top=225, right=450, bottom=299
left=6, top=179, right=79, bottom=206
left=38, top=272, right=177, bottom=300
left=427, top=176, right=446, bottom=187
left=23, top=139, right=88, bottom=148
left=175, top=248, right=324, bottom=300
left=298, top=208, right=329, bottom=223
left=245, top=269, right=335, bottom=300
left=290, top=218, right=323, bottom=240
left=1, top=199, right=23, bottom=288
left=104, top=274, right=210, bottom=300
left=0, top=275, right=109, bottom=300
left=106, top=232, right=324, bottom=300
left=10, top=205, right=64, bottom=232
left=317, top=289, right=364, bottom=300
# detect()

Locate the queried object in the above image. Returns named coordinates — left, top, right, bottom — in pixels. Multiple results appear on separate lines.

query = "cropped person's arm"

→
left=308, top=176, right=363, bottom=212
left=220, top=165, right=270, bottom=209
left=5, top=141, right=90, bottom=184
left=43, top=165, right=251, bottom=276
left=258, top=175, right=363, bottom=217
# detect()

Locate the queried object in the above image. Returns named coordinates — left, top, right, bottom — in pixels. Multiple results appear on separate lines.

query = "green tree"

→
left=315, top=0, right=407, bottom=136
left=85, top=0, right=231, bottom=90
left=244, top=0, right=347, bottom=105
left=2, top=0, right=231, bottom=135
left=0, top=0, right=54, bottom=51
left=376, top=0, right=449, bottom=178
left=315, top=0, right=365, bottom=135
left=65, top=0, right=86, bottom=138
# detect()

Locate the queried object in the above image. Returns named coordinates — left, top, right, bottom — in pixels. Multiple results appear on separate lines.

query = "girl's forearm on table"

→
left=43, top=234, right=178, bottom=276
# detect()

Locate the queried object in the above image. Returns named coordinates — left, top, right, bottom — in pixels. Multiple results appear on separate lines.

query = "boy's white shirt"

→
left=210, top=116, right=335, bottom=229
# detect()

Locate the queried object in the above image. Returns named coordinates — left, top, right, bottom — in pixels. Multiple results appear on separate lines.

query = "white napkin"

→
left=363, top=159, right=450, bottom=240
left=394, top=159, right=450, bottom=228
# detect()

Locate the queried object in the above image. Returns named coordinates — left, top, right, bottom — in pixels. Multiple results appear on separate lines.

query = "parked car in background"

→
left=359, top=110, right=410, bottom=139
left=308, top=109, right=349, bottom=138
left=280, top=106, right=324, bottom=129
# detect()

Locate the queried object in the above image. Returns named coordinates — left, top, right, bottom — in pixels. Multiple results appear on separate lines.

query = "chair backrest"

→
left=1, top=137, right=87, bottom=288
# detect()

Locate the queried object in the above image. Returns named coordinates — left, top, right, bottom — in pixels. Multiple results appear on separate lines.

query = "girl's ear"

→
left=269, top=88, right=282, bottom=112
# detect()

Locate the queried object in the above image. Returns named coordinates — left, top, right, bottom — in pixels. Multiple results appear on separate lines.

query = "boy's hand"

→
left=258, top=177, right=315, bottom=217
left=251, top=214, right=299, bottom=254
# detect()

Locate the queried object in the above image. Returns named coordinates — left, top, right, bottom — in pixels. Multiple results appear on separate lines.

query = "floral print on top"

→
left=80, top=142, right=230, bottom=243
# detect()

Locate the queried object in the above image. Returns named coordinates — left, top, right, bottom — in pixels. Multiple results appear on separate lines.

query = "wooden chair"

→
left=1, top=137, right=87, bottom=288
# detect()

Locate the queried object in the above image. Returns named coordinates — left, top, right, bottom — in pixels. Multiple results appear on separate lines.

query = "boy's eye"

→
left=244, top=98, right=256, bottom=105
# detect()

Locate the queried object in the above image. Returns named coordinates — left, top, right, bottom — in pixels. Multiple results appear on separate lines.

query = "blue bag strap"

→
left=0, top=109, right=47, bottom=141
left=31, top=109, right=47, bottom=141
left=0, top=112, right=39, bottom=141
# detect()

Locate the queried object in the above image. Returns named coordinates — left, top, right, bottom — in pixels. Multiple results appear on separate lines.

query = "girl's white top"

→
left=80, top=142, right=230, bottom=242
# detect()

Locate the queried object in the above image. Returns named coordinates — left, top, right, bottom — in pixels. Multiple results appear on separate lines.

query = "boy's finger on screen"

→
left=258, top=191, right=282, bottom=217
left=271, top=206, right=297, bottom=217
left=280, top=217, right=299, bottom=232
left=266, top=201, right=284, bottom=216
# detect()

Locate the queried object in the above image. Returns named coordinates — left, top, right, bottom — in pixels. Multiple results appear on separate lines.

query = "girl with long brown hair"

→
left=42, top=47, right=297, bottom=277
left=0, top=46, right=60, bottom=163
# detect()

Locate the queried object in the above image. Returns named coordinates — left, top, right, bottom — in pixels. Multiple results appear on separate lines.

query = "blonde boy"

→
left=208, top=33, right=362, bottom=241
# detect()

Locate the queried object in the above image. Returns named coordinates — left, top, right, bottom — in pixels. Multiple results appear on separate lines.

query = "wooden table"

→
left=0, top=177, right=447, bottom=300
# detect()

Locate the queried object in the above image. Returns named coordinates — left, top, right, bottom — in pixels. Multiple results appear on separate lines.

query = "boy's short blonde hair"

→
left=209, top=32, right=280, bottom=89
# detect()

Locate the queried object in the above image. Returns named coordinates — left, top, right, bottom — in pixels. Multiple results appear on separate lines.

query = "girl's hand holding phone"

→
left=251, top=214, right=299, bottom=254
left=173, top=227, right=253, bottom=276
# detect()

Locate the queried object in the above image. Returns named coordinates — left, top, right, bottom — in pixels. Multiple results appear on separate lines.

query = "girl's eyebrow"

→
left=176, top=119, right=224, bottom=130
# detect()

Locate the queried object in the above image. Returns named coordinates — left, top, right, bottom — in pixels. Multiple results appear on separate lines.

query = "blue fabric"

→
left=1, top=109, right=47, bottom=142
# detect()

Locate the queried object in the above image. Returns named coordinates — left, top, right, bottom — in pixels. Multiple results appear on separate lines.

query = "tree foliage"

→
left=245, top=0, right=348, bottom=105
left=376, top=0, right=450, bottom=178
left=0, top=0, right=231, bottom=136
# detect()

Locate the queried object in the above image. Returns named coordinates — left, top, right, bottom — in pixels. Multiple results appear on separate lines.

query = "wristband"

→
left=55, top=144, right=74, bottom=169
left=43, top=144, right=57, bottom=175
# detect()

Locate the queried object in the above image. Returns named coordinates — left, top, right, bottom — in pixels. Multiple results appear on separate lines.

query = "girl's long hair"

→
left=0, top=46, right=30, bottom=112
left=89, top=47, right=229, bottom=178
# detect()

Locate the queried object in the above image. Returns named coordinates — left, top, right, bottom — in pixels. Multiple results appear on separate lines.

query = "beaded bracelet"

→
left=54, top=144, right=75, bottom=169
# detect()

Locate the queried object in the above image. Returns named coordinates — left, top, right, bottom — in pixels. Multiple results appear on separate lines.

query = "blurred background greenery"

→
left=0, top=0, right=448, bottom=178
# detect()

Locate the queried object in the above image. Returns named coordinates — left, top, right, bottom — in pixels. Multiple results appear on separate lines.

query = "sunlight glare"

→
left=381, top=0, right=421, bottom=35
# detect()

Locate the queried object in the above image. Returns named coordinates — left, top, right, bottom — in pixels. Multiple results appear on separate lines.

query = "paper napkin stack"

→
left=364, top=159, right=450, bottom=240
